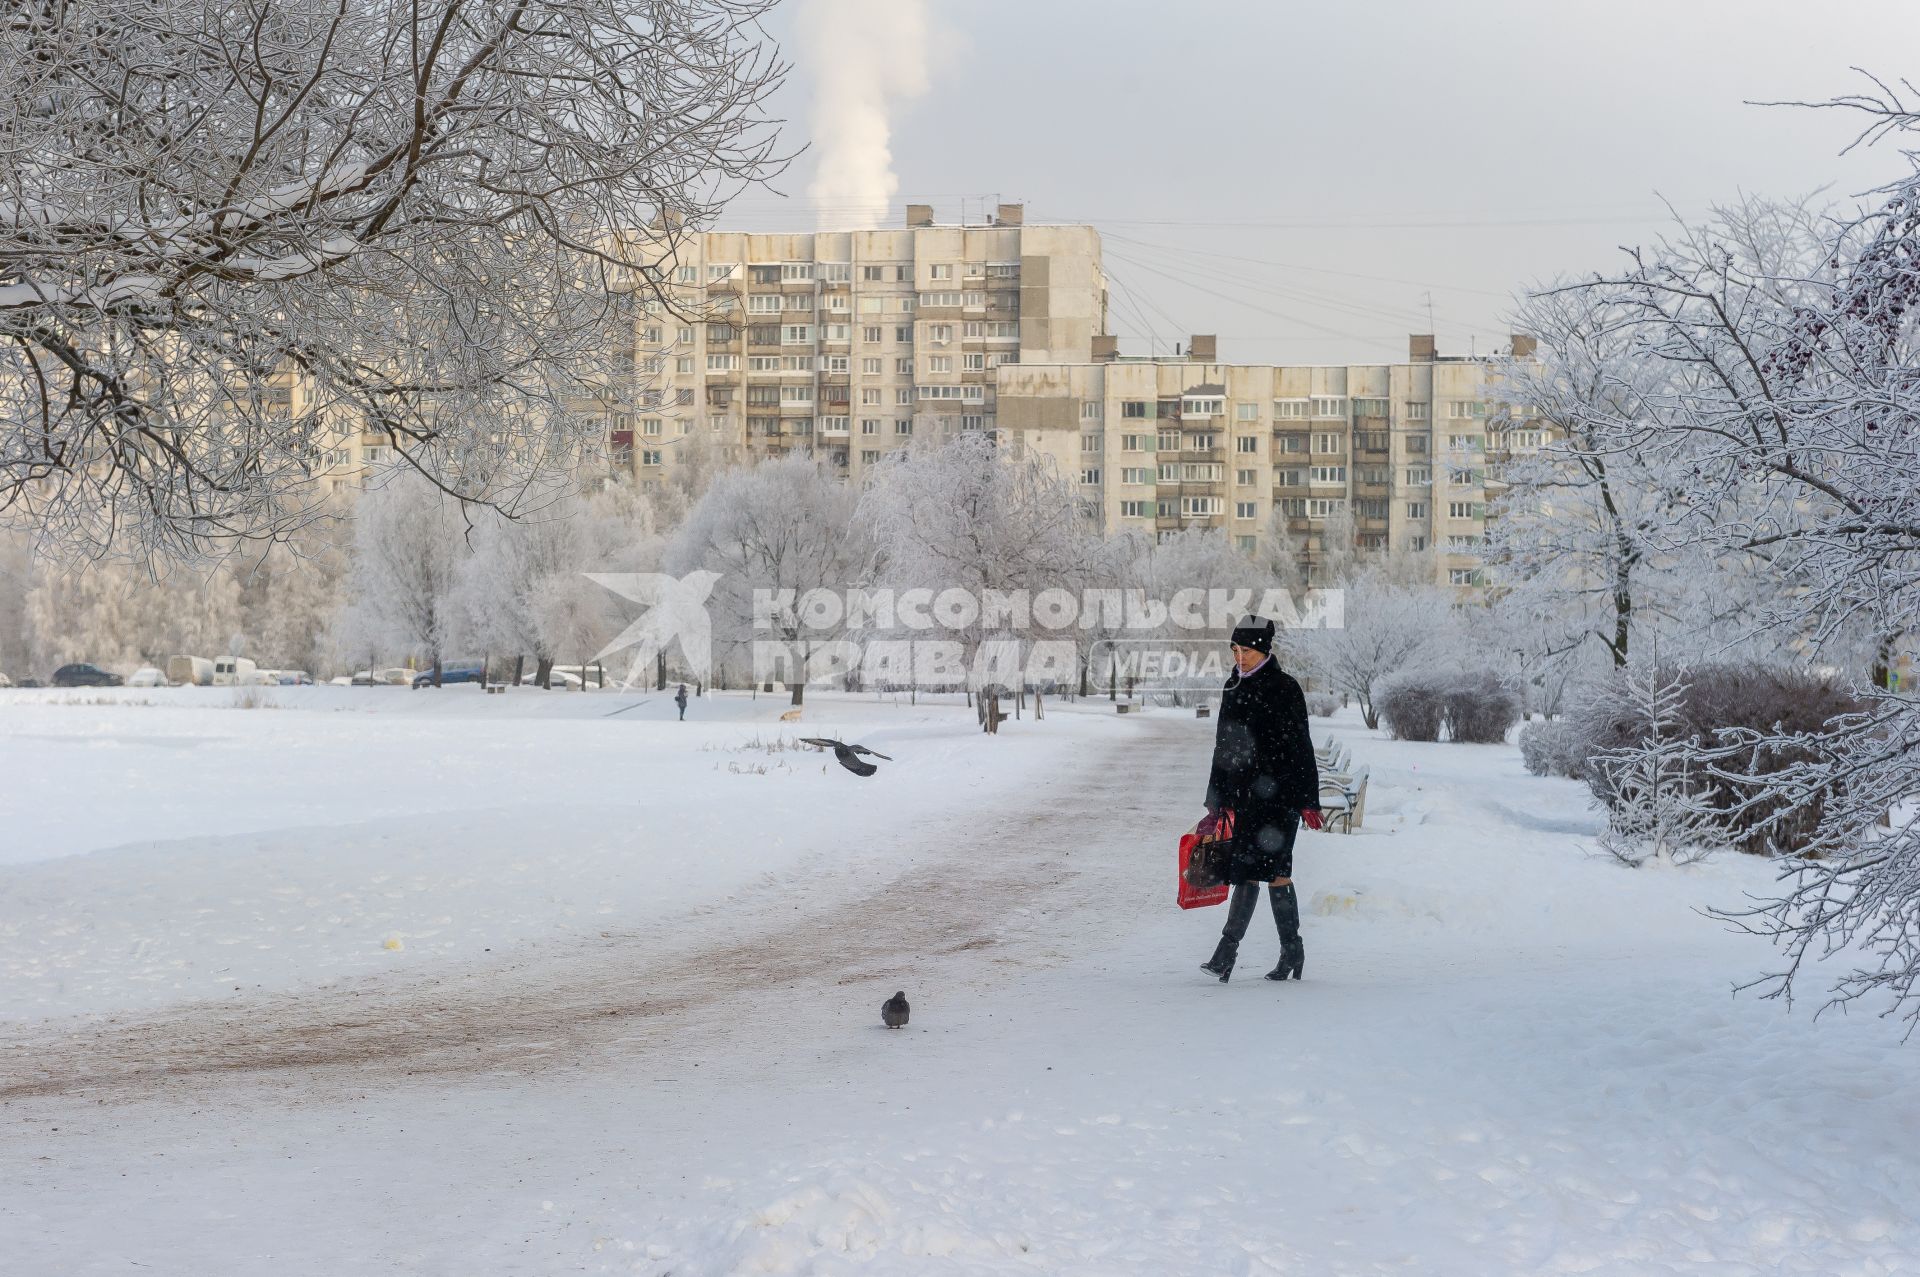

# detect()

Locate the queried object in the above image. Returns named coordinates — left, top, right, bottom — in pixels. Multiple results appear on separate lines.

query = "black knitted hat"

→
left=1229, top=615, right=1275, bottom=655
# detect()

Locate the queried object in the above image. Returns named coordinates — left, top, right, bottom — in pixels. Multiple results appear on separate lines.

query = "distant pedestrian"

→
left=1198, top=616, right=1324, bottom=983
left=675, top=682, right=688, bottom=721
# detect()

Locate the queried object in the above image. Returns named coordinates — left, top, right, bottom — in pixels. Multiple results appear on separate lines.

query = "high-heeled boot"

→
left=1265, top=882, right=1304, bottom=981
left=1201, top=883, right=1261, bottom=981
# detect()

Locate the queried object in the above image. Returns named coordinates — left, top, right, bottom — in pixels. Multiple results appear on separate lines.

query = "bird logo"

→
left=881, top=991, right=910, bottom=1029
left=800, top=738, right=894, bottom=777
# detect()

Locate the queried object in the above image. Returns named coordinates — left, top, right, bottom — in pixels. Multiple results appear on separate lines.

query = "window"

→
left=706, top=354, right=738, bottom=371
left=863, top=449, right=881, bottom=465
left=1448, top=501, right=1481, bottom=519
left=1081, top=467, right=1102, bottom=485
left=894, top=357, right=914, bottom=375
left=1120, top=500, right=1150, bottom=518
left=1406, top=435, right=1429, bottom=455
left=926, top=323, right=953, bottom=343
left=820, top=355, right=849, bottom=373
left=641, top=449, right=663, bottom=465
left=1308, top=498, right=1346, bottom=517
left=1188, top=432, right=1217, bottom=451
left=1182, top=496, right=1223, bottom=516
left=1356, top=498, right=1388, bottom=519
left=895, top=418, right=913, bottom=435
left=1448, top=534, right=1482, bottom=549
left=1279, top=498, right=1306, bottom=517
left=1157, top=430, right=1182, bottom=452
left=963, top=353, right=986, bottom=371
left=1507, top=429, right=1546, bottom=450
left=1236, top=468, right=1258, bottom=486
left=861, top=418, right=881, bottom=435
left=927, top=355, right=952, bottom=373
left=819, top=416, right=850, bottom=434
left=821, top=324, right=850, bottom=342
left=863, top=326, right=883, bottom=343
left=821, top=263, right=852, bottom=283
left=923, top=292, right=964, bottom=307
left=1122, top=401, right=1149, bottom=419
left=1158, top=500, right=1178, bottom=518
left=782, top=324, right=812, bottom=344
left=639, top=325, right=663, bottom=345
left=1448, top=466, right=1480, bottom=485
left=1276, top=433, right=1306, bottom=454
left=1081, top=432, right=1103, bottom=453
left=1357, top=466, right=1389, bottom=486
left=1275, top=467, right=1304, bottom=487
left=1353, top=397, right=1389, bottom=417
left=930, top=264, right=953, bottom=280
left=1448, top=400, right=1486, bottom=419
left=1235, top=502, right=1258, bottom=520
left=901, top=297, right=918, bottom=312
left=1405, top=401, right=1430, bottom=421
left=1183, top=463, right=1223, bottom=481
left=748, top=264, right=780, bottom=284
left=675, top=265, right=699, bottom=284
left=1310, top=396, right=1346, bottom=418
left=1408, top=535, right=1428, bottom=552
left=825, top=294, right=850, bottom=313
left=861, top=357, right=883, bottom=375
left=747, top=355, right=779, bottom=372
left=1450, top=568, right=1484, bottom=586
left=1406, top=501, right=1429, bottom=519
left=1274, top=399, right=1309, bottom=419
left=1183, top=396, right=1224, bottom=416
left=1157, top=462, right=1178, bottom=482
left=678, top=326, right=695, bottom=345
left=1236, top=436, right=1261, bottom=454
left=708, top=415, right=728, bottom=432
left=917, top=384, right=985, bottom=402
left=1355, top=431, right=1389, bottom=453
left=1235, top=402, right=1261, bottom=421
left=1121, top=434, right=1151, bottom=452
left=861, top=265, right=885, bottom=282
left=748, top=294, right=782, bottom=313
left=780, top=262, right=813, bottom=281
left=784, top=293, right=814, bottom=312
left=778, top=386, right=814, bottom=406
left=896, top=388, right=914, bottom=405
left=1121, top=467, right=1153, bottom=484
left=675, top=388, right=694, bottom=406
left=707, top=263, right=737, bottom=281
left=1313, top=433, right=1344, bottom=454
left=1311, top=465, right=1346, bottom=483
left=895, top=326, right=913, bottom=343
left=1447, top=434, right=1484, bottom=452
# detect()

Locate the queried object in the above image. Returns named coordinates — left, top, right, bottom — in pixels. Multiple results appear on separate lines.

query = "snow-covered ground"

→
left=3, top=690, right=1917, bottom=1274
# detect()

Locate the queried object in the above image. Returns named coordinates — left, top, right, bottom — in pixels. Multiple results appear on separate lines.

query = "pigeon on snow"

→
left=800, top=738, right=894, bottom=777
left=881, top=991, right=910, bottom=1029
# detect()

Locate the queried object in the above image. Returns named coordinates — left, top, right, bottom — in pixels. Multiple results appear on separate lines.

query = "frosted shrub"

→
left=1444, top=671, right=1523, bottom=744
left=1573, top=664, right=1860, bottom=858
left=1378, top=672, right=1445, bottom=742
left=1518, top=720, right=1587, bottom=780
left=1306, top=692, right=1339, bottom=718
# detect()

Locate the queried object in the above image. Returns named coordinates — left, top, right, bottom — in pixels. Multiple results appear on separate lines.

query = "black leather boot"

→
left=1202, top=883, right=1260, bottom=982
left=1265, top=882, right=1304, bottom=981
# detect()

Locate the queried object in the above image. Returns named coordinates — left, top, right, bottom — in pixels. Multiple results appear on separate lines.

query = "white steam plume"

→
left=801, top=0, right=931, bottom=230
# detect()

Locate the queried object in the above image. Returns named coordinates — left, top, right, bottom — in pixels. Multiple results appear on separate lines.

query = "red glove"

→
left=1301, top=809, right=1324, bottom=831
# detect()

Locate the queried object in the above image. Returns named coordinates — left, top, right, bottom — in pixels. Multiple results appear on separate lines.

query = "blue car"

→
left=411, top=663, right=487, bottom=688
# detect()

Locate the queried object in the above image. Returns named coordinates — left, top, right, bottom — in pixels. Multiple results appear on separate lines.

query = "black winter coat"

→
left=1204, top=661, right=1321, bottom=882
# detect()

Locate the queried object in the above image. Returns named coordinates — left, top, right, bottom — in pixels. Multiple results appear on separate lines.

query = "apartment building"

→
left=600, top=203, right=1106, bottom=482
left=996, top=335, right=1546, bottom=587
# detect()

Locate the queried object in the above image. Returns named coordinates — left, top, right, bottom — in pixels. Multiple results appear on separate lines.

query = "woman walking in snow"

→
left=1199, top=616, right=1324, bottom=983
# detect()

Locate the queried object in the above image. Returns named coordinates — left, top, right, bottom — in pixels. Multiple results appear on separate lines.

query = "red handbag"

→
left=1178, top=811, right=1234, bottom=910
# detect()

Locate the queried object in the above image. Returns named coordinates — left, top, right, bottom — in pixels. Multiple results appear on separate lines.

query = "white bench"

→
left=1318, top=764, right=1370, bottom=834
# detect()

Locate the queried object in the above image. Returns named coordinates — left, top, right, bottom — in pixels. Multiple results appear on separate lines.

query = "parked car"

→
left=522, top=668, right=585, bottom=689
left=166, top=655, right=214, bottom=686
left=16, top=677, right=42, bottom=688
left=127, top=667, right=166, bottom=688
left=211, top=656, right=257, bottom=686
left=276, top=670, right=313, bottom=686
left=413, top=662, right=486, bottom=688
left=350, top=667, right=414, bottom=686
left=52, top=663, right=122, bottom=687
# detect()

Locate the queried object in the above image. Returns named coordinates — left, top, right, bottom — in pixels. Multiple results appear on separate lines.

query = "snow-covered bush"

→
left=1573, top=663, right=1860, bottom=858
left=1378, top=672, right=1445, bottom=741
left=1381, top=669, right=1518, bottom=743
left=1306, top=692, right=1339, bottom=718
left=1444, top=671, right=1522, bottom=744
left=1518, top=720, right=1587, bottom=780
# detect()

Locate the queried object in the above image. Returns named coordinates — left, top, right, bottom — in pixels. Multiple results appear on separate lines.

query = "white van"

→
left=167, top=655, right=214, bottom=686
left=211, top=656, right=258, bottom=686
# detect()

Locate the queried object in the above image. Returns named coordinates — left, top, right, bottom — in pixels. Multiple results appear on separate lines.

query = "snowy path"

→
left=6, top=702, right=1920, bottom=1274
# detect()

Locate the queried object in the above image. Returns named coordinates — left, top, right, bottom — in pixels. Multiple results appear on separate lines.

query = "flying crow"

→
left=799, top=737, right=894, bottom=777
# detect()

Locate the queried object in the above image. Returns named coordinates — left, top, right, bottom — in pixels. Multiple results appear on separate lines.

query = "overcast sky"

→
left=729, top=0, right=1920, bottom=365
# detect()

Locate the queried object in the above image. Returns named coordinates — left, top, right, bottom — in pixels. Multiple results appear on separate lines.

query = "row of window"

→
left=1103, top=398, right=1501, bottom=423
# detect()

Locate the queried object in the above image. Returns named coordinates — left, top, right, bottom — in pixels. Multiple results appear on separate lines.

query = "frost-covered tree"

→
left=1550, top=83, right=1920, bottom=1025
left=1301, top=571, right=1459, bottom=730
left=0, top=0, right=785, bottom=557
left=667, top=454, right=865, bottom=705
left=334, top=472, right=463, bottom=680
left=859, top=434, right=1100, bottom=722
left=1587, top=664, right=1718, bottom=867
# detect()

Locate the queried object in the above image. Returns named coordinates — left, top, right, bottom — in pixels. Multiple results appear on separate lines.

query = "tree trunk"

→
left=513, top=654, right=525, bottom=686
left=535, top=656, right=553, bottom=690
left=432, top=654, right=443, bottom=688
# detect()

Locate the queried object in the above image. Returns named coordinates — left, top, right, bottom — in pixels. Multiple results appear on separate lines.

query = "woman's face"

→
left=1230, top=643, right=1265, bottom=674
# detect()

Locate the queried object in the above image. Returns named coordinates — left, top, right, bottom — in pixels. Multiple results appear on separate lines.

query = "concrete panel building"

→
left=997, top=335, right=1545, bottom=587
left=601, top=204, right=1107, bottom=483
